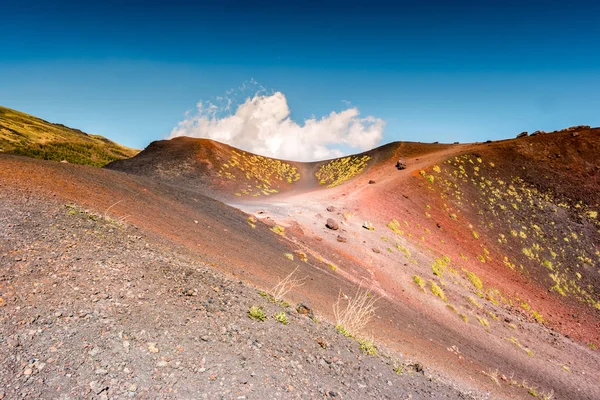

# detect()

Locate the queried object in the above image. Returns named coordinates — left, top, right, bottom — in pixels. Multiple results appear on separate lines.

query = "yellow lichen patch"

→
left=468, top=297, right=483, bottom=309
left=271, top=225, right=285, bottom=236
left=315, top=155, right=371, bottom=187
left=294, top=250, right=308, bottom=262
left=413, top=275, right=426, bottom=291
left=464, top=270, right=483, bottom=290
left=217, top=151, right=300, bottom=197
left=387, top=219, right=404, bottom=235
left=429, top=281, right=447, bottom=301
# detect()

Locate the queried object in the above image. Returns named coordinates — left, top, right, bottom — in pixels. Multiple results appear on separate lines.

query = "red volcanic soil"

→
left=3, top=127, right=600, bottom=399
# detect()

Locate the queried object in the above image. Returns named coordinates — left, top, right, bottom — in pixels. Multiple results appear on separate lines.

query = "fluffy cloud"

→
left=169, top=91, right=384, bottom=161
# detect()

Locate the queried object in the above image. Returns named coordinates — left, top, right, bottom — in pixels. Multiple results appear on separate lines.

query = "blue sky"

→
left=1, top=0, right=599, bottom=154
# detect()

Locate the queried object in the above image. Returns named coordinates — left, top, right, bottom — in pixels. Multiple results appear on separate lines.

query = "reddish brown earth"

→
left=2, top=127, right=600, bottom=399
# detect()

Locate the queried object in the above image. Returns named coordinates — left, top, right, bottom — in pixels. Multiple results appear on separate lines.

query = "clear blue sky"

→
left=2, top=0, right=599, bottom=150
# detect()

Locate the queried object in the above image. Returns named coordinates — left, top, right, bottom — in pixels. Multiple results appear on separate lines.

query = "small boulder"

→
left=395, top=158, right=407, bottom=170
left=336, top=235, right=347, bottom=243
left=326, top=206, right=336, bottom=212
left=368, top=180, right=376, bottom=184
left=326, top=218, right=339, bottom=230
left=316, top=337, right=328, bottom=349
left=296, top=303, right=314, bottom=319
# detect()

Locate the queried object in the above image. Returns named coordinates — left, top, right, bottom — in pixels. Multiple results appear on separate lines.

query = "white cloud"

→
left=169, top=91, right=385, bottom=161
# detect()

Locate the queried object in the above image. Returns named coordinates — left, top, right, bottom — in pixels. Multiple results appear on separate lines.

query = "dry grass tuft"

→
left=482, top=368, right=500, bottom=386
left=333, top=285, right=378, bottom=338
left=270, top=267, right=307, bottom=303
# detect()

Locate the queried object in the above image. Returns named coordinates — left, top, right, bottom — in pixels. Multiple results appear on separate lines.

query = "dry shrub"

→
left=271, top=267, right=307, bottom=303
left=333, top=285, right=378, bottom=338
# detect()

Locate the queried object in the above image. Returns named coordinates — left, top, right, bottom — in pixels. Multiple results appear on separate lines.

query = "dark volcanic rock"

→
left=396, top=158, right=407, bottom=170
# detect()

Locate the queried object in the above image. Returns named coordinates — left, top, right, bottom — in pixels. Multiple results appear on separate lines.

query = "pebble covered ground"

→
left=0, top=187, right=479, bottom=399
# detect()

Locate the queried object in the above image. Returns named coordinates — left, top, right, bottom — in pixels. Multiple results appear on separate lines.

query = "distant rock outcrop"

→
left=516, top=132, right=529, bottom=138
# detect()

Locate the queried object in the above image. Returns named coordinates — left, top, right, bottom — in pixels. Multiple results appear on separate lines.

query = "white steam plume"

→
left=169, top=83, right=385, bottom=161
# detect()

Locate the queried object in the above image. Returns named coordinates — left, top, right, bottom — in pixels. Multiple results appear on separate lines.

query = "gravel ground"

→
left=0, top=187, right=480, bottom=399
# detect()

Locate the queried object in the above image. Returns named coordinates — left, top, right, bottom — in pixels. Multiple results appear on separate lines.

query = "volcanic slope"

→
left=1, top=154, right=481, bottom=399
left=0, top=105, right=138, bottom=166
left=108, top=127, right=600, bottom=399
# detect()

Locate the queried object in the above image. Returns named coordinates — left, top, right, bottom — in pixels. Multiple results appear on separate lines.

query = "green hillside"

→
left=0, top=106, right=139, bottom=166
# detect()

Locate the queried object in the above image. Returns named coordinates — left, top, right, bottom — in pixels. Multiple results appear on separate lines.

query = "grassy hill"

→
left=0, top=106, right=138, bottom=166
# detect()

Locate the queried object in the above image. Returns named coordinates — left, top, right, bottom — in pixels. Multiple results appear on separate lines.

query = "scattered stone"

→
left=326, top=218, right=339, bottom=231
left=90, top=381, right=108, bottom=395
left=183, top=288, right=195, bottom=296
left=128, top=383, right=137, bottom=392
left=157, top=360, right=168, bottom=367
left=88, top=346, right=101, bottom=357
left=395, top=158, right=407, bottom=170
left=516, top=131, right=528, bottom=138
left=95, top=368, right=108, bottom=375
left=571, top=132, right=580, bottom=137
left=0, top=297, right=5, bottom=307
left=368, top=180, right=376, bottom=184
left=326, top=206, right=336, bottom=212
left=362, top=221, right=374, bottom=230
left=372, top=248, right=381, bottom=254
left=408, top=362, right=424, bottom=374
left=296, top=303, right=314, bottom=319
left=23, top=368, right=33, bottom=376
left=336, top=235, right=347, bottom=243
left=316, top=337, right=328, bottom=349
left=147, top=343, right=159, bottom=353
